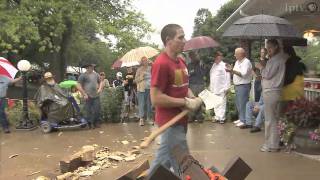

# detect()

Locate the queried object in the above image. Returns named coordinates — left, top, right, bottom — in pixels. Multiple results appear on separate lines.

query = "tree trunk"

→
left=52, top=18, right=73, bottom=82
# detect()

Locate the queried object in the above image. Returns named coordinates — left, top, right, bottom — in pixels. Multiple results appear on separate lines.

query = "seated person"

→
left=35, top=72, right=75, bottom=123
left=239, top=95, right=265, bottom=133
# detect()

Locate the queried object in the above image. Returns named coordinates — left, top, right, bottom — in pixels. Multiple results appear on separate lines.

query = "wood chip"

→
left=36, top=176, right=50, bottom=180
left=58, top=132, right=63, bottom=136
left=99, top=131, right=104, bottom=134
left=206, top=134, right=213, bottom=136
left=89, top=165, right=100, bottom=172
left=121, top=140, right=129, bottom=145
left=108, top=155, right=123, bottom=161
left=79, top=170, right=94, bottom=177
left=124, top=155, right=136, bottom=162
left=27, top=171, right=41, bottom=176
left=129, top=150, right=141, bottom=155
left=132, top=146, right=140, bottom=150
left=132, top=140, right=137, bottom=143
left=9, top=154, right=19, bottom=159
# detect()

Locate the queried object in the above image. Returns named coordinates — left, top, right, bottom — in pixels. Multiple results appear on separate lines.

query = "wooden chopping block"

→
left=60, top=152, right=83, bottom=173
left=81, top=146, right=96, bottom=162
left=60, top=145, right=97, bottom=173
left=146, top=164, right=181, bottom=180
left=117, top=160, right=150, bottom=180
left=220, top=156, right=252, bottom=180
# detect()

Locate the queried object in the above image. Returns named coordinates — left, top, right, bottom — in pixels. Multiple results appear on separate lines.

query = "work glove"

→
left=184, top=97, right=203, bottom=111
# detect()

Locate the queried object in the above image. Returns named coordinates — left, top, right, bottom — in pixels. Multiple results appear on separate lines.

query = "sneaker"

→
left=260, top=145, right=280, bottom=152
left=139, top=119, right=144, bottom=126
left=239, top=124, right=252, bottom=129
left=250, top=127, right=261, bottom=133
left=235, top=122, right=245, bottom=127
left=233, top=120, right=241, bottom=124
left=219, top=120, right=225, bottom=124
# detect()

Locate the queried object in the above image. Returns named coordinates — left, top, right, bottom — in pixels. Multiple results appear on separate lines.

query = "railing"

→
left=304, top=78, right=320, bottom=101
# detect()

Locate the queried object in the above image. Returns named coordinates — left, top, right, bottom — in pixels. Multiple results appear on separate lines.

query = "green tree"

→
left=192, top=0, right=246, bottom=64
left=0, top=0, right=153, bottom=81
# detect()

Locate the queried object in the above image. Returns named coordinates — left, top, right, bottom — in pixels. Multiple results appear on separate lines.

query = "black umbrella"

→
left=222, top=14, right=301, bottom=39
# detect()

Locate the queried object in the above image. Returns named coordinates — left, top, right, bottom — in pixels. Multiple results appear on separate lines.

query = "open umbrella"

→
left=222, top=14, right=301, bottom=39
left=0, top=57, right=18, bottom=79
left=59, top=80, right=77, bottom=89
left=120, top=46, right=159, bottom=67
left=111, top=59, right=122, bottom=69
left=183, top=36, right=220, bottom=51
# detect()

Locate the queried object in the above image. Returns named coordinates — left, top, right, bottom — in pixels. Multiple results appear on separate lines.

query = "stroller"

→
left=35, top=83, right=87, bottom=133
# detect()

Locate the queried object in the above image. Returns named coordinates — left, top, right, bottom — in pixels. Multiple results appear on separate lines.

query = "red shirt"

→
left=151, top=52, right=189, bottom=127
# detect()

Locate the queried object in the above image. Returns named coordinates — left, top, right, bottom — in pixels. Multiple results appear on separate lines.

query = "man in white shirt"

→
left=226, top=48, right=252, bottom=127
left=209, top=51, right=230, bottom=124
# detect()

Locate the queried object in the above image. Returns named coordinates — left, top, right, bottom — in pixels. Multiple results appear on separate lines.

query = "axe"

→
left=140, top=89, right=223, bottom=149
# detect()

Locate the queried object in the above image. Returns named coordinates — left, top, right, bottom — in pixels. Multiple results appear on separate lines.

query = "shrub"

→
left=279, top=97, right=320, bottom=145
left=100, top=86, right=124, bottom=123
left=7, top=100, right=41, bottom=125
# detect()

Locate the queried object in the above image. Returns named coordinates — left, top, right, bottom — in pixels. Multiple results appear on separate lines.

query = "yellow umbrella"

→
left=120, top=46, right=159, bottom=67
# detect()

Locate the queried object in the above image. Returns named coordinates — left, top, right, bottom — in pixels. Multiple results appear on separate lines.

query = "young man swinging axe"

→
left=140, top=24, right=222, bottom=177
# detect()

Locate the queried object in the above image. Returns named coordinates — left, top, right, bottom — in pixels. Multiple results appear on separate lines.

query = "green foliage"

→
left=7, top=100, right=41, bottom=125
left=100, top=86, right=124, bottom=122
left=192, top=0, right=245, bottom=64
left=279, top=97, right=320, bottom=146
left=295, top=43, right=320, bottom=74
left=226, top=87, right=238, bottom=121
left=0, top=0, right=153, bottom=79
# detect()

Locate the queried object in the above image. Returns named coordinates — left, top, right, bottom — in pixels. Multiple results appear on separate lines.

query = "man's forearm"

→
left=76, top=83, right=86, bottom=96
left=231, top=70, right=242, bottom=77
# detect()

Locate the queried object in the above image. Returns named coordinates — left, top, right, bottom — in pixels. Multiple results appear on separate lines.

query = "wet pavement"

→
left=1, top=122, right=320, bottom=180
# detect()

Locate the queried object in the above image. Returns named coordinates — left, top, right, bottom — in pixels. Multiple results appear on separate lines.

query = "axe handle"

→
left=140, top=109, right=189, bottom=149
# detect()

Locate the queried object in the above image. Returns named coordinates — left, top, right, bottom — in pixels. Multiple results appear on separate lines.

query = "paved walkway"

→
left=1, top=122, right=320, bottom=179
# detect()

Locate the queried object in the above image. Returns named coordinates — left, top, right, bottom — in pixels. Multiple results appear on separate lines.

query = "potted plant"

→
left=279, top=97, right=320, bottom=154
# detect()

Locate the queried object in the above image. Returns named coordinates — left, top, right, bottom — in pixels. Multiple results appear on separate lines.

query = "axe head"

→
left=198, top=89, right=223, bottom=110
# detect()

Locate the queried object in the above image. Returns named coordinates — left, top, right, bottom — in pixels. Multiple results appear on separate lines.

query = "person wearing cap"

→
left=77, top=64, right=102, bottom=128
left=43, top=72, right=56, bottom=85
left=0, top=75, right=21, bottom=133
left=113, top=72, right=123, bottom=88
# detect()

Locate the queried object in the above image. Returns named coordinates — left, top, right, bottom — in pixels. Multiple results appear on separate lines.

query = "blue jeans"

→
left=235, top=84, right=251, bottom=123
left=84, top=97, right=100, bottom=124
left=0, top=98, right=9, bottom=129
left=149, top=125, right=189, bottom=176
left=137, top=89, right=152, bottom=119
left=245, top=101, right=264, bottom=127
left=68, top=96, right=80, bottom=113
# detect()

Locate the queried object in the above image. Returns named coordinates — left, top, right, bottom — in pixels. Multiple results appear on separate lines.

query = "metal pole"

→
left=16, top=71, right=37, bottom=130
left=22, top=71, right=29, bottom=122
